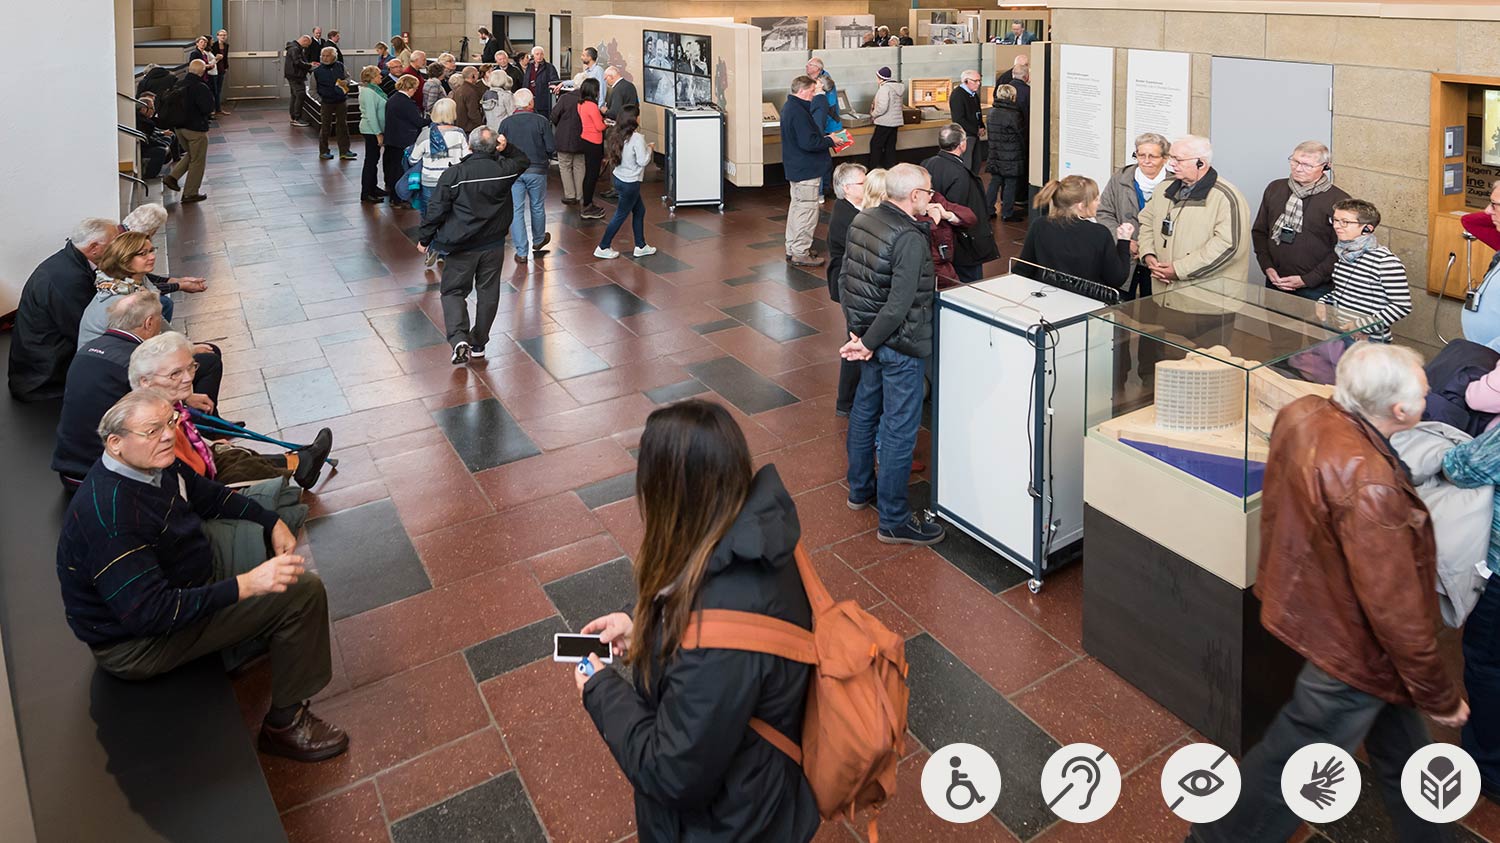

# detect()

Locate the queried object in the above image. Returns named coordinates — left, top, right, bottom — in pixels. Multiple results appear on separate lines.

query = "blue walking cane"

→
left=186, top=409, right=339, bottom=470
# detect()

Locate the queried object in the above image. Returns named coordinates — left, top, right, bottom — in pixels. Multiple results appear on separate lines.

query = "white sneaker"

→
left=450, top=342, right=471, bottom=365
left=594, top=247, right=620, bottom=259
left=633, top=245, right=658, bottom=257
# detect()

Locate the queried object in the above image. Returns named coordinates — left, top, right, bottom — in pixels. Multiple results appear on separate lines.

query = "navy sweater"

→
left=57, top=460, right=279, bottom=647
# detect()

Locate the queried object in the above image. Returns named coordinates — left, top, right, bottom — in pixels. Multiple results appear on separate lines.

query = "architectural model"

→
left=1153, top=347, right=1246, bottom=432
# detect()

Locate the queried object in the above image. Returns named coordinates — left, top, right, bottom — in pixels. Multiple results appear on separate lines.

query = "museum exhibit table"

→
left=1080, top=280, right=1376, bottom=753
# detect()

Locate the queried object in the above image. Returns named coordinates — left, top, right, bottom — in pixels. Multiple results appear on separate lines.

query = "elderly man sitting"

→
left=58, top=390, right=348, bottom=762
left=8, top=218, right=118, bottom=401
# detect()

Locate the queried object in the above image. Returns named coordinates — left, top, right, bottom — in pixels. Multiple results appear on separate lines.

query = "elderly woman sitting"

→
left=128, top=332, right=333, bottom=491
left=80, top=230, right=207, bottom=344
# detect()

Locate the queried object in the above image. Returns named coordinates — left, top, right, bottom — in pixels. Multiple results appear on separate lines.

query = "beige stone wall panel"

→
left=1165, top=12, right=1265, bottom=59
left=1332, top=65, right=1429, bottom=125
left=1334, top=166, right=1426, bottom=233
left=1051, top=8, right=1164, bottom=50
left=1332, top=115, right=1427, bottom=179
left=1268, top=15, right=1459, bottom=72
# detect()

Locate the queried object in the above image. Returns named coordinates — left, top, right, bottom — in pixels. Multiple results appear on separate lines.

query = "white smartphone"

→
left=553, top=633, right=613, bottom=664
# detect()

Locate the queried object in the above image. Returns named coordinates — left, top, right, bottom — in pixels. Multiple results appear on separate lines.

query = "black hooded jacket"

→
left=582, top=466, right=820, bottom=843
left=417, top=145, right=530, bottom=254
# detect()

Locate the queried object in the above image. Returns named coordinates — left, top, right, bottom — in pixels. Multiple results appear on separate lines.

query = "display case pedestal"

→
left=1082, top=505, right=1301, bottom=755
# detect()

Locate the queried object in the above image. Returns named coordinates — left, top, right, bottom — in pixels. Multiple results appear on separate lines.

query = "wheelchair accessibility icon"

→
left=922, top=744, right=1002, bottom=823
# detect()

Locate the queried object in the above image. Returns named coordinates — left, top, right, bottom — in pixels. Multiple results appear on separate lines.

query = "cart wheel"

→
left=717, top=203, right=725, bottom=213
left=1027, top=578, right=1043, bottom=594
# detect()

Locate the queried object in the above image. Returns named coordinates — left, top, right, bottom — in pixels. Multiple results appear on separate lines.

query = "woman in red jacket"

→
left=578, top=77, right=607, bottom=220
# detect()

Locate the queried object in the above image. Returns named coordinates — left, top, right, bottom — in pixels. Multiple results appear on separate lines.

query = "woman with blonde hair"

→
left=79, top=231, right=207, bottom=345
left=1017, top=175, right=1135, bottom=288
left=860, top=168, right=889, bottom=210
left=574, top=399, right=819, bottom=843
left=482, top=68, right=515, bottom=130
left=357, top=64, right=389, bottom=203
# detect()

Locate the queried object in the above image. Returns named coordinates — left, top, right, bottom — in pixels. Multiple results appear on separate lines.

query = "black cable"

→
left=1025, top=318, right=1063, bottom=578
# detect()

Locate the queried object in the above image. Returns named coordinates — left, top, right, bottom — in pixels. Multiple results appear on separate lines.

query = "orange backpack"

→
left=681, top=542, right=910, bottom=841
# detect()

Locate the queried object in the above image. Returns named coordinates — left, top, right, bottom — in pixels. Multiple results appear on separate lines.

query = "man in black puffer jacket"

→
left=418, top=126, right=528, bottom=364
left=839, top=163, right=945, bottom=547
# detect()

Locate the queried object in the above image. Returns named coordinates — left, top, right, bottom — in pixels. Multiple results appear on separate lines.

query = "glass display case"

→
left=1084, top=279, right=1379, bottom=512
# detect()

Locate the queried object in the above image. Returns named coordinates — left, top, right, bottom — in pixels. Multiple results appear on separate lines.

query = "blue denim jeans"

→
left=598, top=176, right=646, bottom=250
left=846, top=344, right=925, bottom=531
left=509, top=172, right=547, bottom=257
left=1465, top=576, right=1500, bottom=788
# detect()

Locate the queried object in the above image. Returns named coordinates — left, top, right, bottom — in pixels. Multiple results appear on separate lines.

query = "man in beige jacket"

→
left=1137, top=134, right=1252, bottom=289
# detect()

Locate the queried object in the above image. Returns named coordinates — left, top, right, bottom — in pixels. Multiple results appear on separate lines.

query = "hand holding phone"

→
left=554, top=633, right=614, bottom=664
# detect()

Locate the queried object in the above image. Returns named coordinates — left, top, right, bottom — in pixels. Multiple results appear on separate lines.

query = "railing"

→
left=117, top=126, right=149, bottom=199
left=117, top=91, right=147, bottom=107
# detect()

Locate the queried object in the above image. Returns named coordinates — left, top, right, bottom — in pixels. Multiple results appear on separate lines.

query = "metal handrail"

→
left=118, top=124, right=147, bottom=143
left=118, top=91, right=146, bottom=107
left=119, top=172, right=147, bottom=188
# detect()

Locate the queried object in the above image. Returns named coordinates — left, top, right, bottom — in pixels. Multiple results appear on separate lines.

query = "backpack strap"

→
left=682, top=609, right=816, bottom=664
left=791, top=541, right=835, bottom=615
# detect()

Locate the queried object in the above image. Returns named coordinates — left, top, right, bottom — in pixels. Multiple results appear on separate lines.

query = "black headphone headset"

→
left=1362, top=224, right=1374, bottom=234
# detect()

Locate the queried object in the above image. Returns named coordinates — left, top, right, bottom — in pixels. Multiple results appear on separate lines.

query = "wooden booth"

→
left=1428, top=73, right=1500, bottom=301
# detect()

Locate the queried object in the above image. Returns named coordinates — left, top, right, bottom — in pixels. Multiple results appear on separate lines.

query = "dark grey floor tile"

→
left=307, top=499, right=430, bottom=620
left=302, top=213, right=352, bottom=234
left=390, top=771, right=546, bottom=843
left=206, top=154, right=234, bottom=164
left=930, top=521, right=1031, bottom=595
left=645, top=378, right=709, bottom=404
left=432, top=398, right=541, bottom=472
left=904, top=633, right=1059, bottom=840
left=686, top=356, right=800, bottom=415
left=576, top=282, right=658, bottom=319
left=754, top=260, right=826, bottom=293
left=691, top=318, right=740, bottom=334
left=331, top=253, right=390, bottom=283
left=544, top=558, right=634, bottom=631
left=720, top=301, right=819, bottom=343
left=631, top=250, right=691, bottom=273
left=465, top=616, right=569, bottom=683
left=518, top=332, right=610, bottom=380
left=266, top=367, right=349, bottom=427
left=247, top=126, right=275, bottom=135
left=576, top=472, right=636, bottom=509
left=370, top=310, right=447, bottom=351
left=747, top=239, right=786, bottom=250
left=723, top=273, right=771, bottom=286
left=654, top=218, right=718, bottom=241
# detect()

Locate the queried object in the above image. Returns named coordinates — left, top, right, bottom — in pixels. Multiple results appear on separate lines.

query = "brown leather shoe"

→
left=259, top=704, right=349, bottom=762
left=789, top=253, right=825, bottom=267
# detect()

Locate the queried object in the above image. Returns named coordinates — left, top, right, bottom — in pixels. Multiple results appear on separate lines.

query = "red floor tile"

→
left=706, top=325, right=814, bottom=377
left=413, top=492, right=603, bottom=585
left=334, top=562, right=555, bottom=688
left=850, top=751, right=1020, bottom=842
left=524, top=534, right=629, bottom=583
left=481, top=660, right=637, bottom=843
left=830, top=530, right=918, bottom=571
left=793, top=483, right=879, bottom=551
left=374, top=728, right=515, bottom=821
left=867, top=600, right=924, bottom=640
left=999, top=563, right=1084, bottom=653
left=280, top=780, right=390, bottom=843
left=769, top=360, right=843, bottom=403
left=516, top=392, right=658, bottom=451
left=306, top=480, right=390, bottom=520
left=344, top=367, right=484, bottom=413
left=754, top=394, right=847, bottom=443
left=862, top=549, right=1077, bottom=696
left=760, top=434, right=851, bottom=496
left=594, top=497, right=644, bottom=561
left=559, top=357, right=692, bottom=405
left=259, top=654, right=491, bottom=811
left=495, top=381, right=582, bottom=421
left=374, top=442, right=494, bottom=538
left=1031, top=740, right=1187, bottom=843
left=810, top=549, right=884, bottom=608
left=474, top=438, right=637, bottom=513
left=1011, top=659, right=1190, bottom=773
left=282, top=400, right=436, bottom=449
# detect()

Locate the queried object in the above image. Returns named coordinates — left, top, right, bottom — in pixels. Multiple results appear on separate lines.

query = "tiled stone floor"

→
left=160, top=102, right=1499, bottom=843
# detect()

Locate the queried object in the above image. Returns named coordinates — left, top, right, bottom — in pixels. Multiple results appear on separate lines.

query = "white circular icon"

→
left=1280, top=743, right=1361, bottom=822
left=1401, top=743, right=1480, bottom=823
left=1160, top=743, right=1241, bottom=823
left=1041, top=743, right=1122, bottom=823
left=921, top=743, right=1003, bottom=823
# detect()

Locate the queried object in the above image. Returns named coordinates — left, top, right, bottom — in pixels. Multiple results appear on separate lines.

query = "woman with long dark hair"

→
left=577, top=76, right=607, bottom=219
left=593, top=105, right=655, bottom=259
left=575, top=400, right=820, bottom=843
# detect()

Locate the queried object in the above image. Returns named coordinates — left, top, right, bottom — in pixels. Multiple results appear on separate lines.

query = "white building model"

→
left=1153, top=347, right=1246, bottom=432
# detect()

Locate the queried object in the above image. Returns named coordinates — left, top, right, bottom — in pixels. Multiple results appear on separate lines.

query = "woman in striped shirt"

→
left=1319, top=199, right=1411, bottom=342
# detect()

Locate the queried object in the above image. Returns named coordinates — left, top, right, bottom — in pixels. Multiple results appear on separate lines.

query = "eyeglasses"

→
left=1168, top=156, right=1202, bottom=167
left=1134, top=153, right=1164, bottom=161
left=1288, top=157, right=1325, bottom=172
left=1488, top=201, right=1500, bottom=211
left=1328, top=217, right=1363, bottom=228
left=912, top=188, right=935, bottom=198
left=123, top=410, right=181, bottom=440
left=153, top=361, right=199, bottom=382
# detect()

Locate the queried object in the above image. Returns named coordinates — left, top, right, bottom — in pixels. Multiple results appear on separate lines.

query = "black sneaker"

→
left=451, top=341, right=471, bottom=364
left=469, top=345, right=486, bottom=358
left=339, top=151, right=358, bottom=161
left=878, top=514, right=946, bottom=546
left=293, top=428, right=334, bottom=490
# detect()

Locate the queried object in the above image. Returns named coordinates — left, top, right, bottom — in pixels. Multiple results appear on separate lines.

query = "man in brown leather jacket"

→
left=1191, top=342, right=1468, bottom=843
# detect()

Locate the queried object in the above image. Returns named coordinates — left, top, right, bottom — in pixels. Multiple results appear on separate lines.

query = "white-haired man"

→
left=839, top=163, right=946, bottom=547
left=525, top=46, right=559, bottom=115
left=1251, top=140, right=1350, bottom=299
left=1137, top=134, right=1251, bottom=289
left=8, top=219, right=119, bottom=400
left=1190, top=342, right=1466, bottom=842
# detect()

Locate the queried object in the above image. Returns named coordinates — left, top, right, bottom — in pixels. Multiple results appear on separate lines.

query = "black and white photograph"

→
left=677, top=34, right=711, bottom=77
left=644, top=31, right=676, bottom=70
left=752, top=16, right=807, bottom=52
left=929, top=23, right=970, bottom=44
left=644, top=66, right=675, bottom=107
left=821, top=15, right=875, bottom=50
left=674, top=73, right=711, bottom=108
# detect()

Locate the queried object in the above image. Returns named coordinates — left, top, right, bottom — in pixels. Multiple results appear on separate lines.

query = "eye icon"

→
left=1178, top=769, right=1225, bottom=798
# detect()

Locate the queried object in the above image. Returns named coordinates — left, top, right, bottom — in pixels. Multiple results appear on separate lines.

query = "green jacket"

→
left=358, top=83, right=388, bottom=135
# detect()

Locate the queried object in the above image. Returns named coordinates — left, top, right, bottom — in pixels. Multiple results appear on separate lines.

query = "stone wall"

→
left=151, top=0, right=206, bottom=39
left=1049, top=9, right=1500, bottom=346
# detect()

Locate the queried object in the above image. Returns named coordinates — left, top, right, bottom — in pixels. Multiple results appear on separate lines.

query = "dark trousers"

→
left=210, top=71, right=224, bottom=111
left=962, top=135, right=980, bottom=173
left=1465, top=576, right=1500, bottom=788
left=287, top=78, right=307, bottom=121
left=319, top=100, right=350, bottom=154
left=92, top=544, right=331, bottom=710
left=599, top=177, right=646, bottom=250
left=954, top=263, right=983, bottom=283
left=1190, top=663, right=1448, bottom=843
left=582, top=141, right=604, bottom=206
left=986, top=173, right=1022, bottom=219
left=836, top=358, right=861, bottom=414
left=361, top=134, right=382, bottom=196
left=846, top=345, right=925, bottom=531
left=192, top=347, right=224, bottom=407
left=870, top=125, right=899, bottom=170
left=382, top=145, right=404, bottom=196
left=439, top=247, right=504, bottom=349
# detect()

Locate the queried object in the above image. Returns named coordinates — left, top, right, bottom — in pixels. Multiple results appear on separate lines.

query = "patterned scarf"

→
left=1334, top=232, right=1379, bottom=264
left=1271, top=171, right=1333, bottom=237
left=175, top=401, right=217, bottom=478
